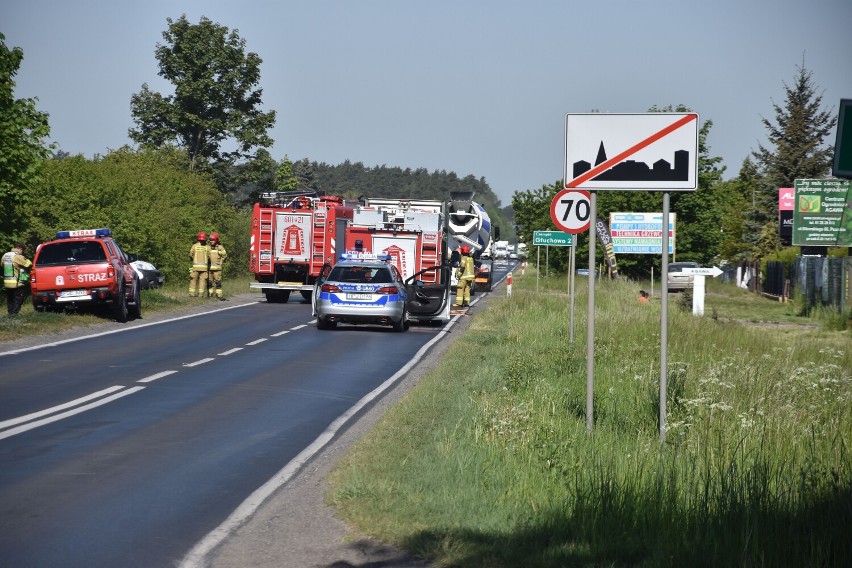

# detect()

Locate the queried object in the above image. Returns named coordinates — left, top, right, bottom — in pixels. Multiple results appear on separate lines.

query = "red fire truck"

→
left=249, top=191, right=354, bottom=303
left=312, top=198, right=454, bottom=325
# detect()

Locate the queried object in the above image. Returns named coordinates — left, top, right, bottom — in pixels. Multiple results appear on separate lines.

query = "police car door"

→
left=404, top=264, right=451, bottom=320
left=312, top=262, right=333, bottom=316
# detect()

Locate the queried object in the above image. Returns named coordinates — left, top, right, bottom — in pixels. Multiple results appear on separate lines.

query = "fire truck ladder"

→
left=311, top=206, right=326, bottom=275
left=258, top=208, right=274, bottom=274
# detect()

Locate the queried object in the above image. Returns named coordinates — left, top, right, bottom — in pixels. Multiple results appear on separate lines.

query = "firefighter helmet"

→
left=197, top=232, right=206, bottom=241
left=460, top=245, right=470, bottom=255
left=210, top=232, right=219, bottom=242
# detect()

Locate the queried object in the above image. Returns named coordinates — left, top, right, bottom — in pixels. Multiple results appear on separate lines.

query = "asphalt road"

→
left=0, top=262, right=515, bottom=567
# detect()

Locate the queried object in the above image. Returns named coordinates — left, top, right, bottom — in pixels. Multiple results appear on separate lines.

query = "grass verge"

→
left=328, top=271, right=851, bottom=567
left=0, top=274, right=261, bottom=343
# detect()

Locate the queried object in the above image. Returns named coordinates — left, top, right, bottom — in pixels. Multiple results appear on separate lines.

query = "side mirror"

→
left=127, top=253, right=138, bottom=262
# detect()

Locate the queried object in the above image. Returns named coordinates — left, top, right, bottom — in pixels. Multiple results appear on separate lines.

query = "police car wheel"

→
left=392, top=313, right=409, bottom=332
left=317, top=317, right=336, bottom=330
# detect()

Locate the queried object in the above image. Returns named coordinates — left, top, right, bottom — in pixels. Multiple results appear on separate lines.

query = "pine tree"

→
left=749, top=61, right=837, bottom=251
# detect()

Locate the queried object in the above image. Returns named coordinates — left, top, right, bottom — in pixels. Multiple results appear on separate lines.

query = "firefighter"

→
left=207, top=232, right=228, bottom=300
left=3, top=243, right=32, bottom=315
left=189, top=232, right=210, bottom=297
left=453, top=245, right=475, bottom=308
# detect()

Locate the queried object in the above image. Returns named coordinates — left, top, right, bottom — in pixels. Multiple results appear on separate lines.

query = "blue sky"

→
left=4, top=0, right=851, bottom=205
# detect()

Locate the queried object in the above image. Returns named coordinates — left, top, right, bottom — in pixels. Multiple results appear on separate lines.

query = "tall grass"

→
left=328, top=272, right=851, bottom=567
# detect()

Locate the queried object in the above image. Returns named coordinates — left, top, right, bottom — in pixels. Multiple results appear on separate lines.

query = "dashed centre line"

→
left=184, top=358, right=215, bottom=367
left=2, top=319, right=338, bottom=440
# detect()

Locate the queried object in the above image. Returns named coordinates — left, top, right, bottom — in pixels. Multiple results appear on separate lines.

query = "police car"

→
left=313, top=252, right=409, bottom=331
left=30, top=228, right=141, bottom=322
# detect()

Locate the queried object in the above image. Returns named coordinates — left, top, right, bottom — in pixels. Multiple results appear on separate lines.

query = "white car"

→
left=667, top=261, right=699, bottom=292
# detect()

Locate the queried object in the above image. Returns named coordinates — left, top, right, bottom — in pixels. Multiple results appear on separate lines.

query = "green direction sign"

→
left=792, top=179, right=852, bottom=246
left=533, top=230, right=574, bottom=246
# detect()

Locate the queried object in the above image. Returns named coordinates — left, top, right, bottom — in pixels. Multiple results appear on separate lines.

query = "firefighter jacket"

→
left=190, top=243, right=210, bottom=271
left=209, top=243, right=227, bottom=271
left=456, top=255, right=475, bottom=281
left=2, top=249, right=32, bottom=289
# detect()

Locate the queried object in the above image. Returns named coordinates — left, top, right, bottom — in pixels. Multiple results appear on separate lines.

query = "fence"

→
left=790, top=256, right=851, bottom=314
left=721, top=257, right=850, bottom=315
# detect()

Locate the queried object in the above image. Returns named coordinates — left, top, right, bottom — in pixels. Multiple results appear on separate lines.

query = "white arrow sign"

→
left=682, top=266, right=723, bottom=277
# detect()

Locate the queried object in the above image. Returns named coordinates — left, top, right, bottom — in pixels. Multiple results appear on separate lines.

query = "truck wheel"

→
left=129, top=285, right=142, bottom=319
left=264, top=290, right=291, bottom=303
left=300, top=290, right=312, bottom=302
left=113, top=287, right=129, bottom=323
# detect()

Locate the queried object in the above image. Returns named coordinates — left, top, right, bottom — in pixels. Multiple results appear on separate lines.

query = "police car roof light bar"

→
left=339, top=251, right=392, bottom=262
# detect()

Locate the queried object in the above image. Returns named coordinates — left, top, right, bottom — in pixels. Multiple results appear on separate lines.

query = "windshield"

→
left=328, top=265, right=393, bottom=283
left=36, top=241, right=107, bottom=265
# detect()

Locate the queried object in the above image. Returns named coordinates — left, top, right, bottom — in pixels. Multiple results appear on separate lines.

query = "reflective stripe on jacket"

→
left=190, top=243, right=210, bottom=271
left=209, top=244, right=227, bottom=271
left=3, top=251, right=31, bottom=289
left=457, top=255, right=475, bottom=281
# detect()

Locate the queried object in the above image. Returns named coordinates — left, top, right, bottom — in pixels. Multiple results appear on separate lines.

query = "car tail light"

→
left=376, top=286, right=399, bottom=295
left=321, top=283, right=342, bottom=293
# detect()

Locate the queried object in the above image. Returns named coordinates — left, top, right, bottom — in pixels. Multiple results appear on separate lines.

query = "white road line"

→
left=137, top=370, right=178, bottom=383
left=180, top=315, right=461, bottom=568
left=184, top=358, right=215, bottom=367
left=0, top=385, right=127, bottom=430
left=0, top=386, right=146, bottom=440
left=218, top=348, right=243, bottom=356
left=245, top=338, right=267, bottom=346
left=290, top=324, right=308, bottom=331
left=0, top=301, right=259, bottom=357
left=270, top=330, right=290, bottom=337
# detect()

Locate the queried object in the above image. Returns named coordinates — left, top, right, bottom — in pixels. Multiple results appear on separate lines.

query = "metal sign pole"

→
left=586, top=192, right=596, bottom=434
left=536, top=246, right=540, bottom=293
left=569, top=240, right=576, bottom=343
left=660, top=193, right=670, bottom=444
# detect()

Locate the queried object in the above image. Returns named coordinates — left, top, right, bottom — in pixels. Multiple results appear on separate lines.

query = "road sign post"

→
left=683, top=266, right=723, bottom=316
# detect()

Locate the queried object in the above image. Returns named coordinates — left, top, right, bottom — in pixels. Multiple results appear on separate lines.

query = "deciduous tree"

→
left=0, top=33, right=52, bottom=250
left=128, top=15, right=276, bottom=195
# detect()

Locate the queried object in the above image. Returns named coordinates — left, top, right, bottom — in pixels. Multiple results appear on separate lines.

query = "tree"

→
left=128, top=16, right=276, bottom=190
left=0, top=33, right=52, bottom=250
left=749, top=61, right=837, bottom=253
left=275, top=155, right=298, bottom=192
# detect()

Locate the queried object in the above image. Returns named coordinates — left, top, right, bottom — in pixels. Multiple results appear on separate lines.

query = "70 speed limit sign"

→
left=550, top=189, right=591, bottom=234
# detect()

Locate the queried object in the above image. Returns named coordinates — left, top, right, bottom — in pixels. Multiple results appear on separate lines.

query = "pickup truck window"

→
left=35, top=242, right=107, bottom=265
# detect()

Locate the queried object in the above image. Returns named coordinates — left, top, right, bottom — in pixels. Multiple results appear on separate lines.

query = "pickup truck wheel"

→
left=300, top=290, right=312, bottom=302
left=113, top=288, right=129, bottom=323
left=129, top=285, right=142, bottom=319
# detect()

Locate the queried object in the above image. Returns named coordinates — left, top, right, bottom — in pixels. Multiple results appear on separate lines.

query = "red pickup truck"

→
left=30, top=228, right=142, bottom=322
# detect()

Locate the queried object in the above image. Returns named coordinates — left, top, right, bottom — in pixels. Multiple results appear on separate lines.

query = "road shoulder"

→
left=206, top=301, right=479, bottom=568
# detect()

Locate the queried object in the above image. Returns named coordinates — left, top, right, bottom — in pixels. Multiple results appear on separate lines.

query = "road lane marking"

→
left=270, top=330, right=290, bottom=337
left=0, top=301, right=259, bottom=357
left=0, top=386, right=146, bottom=440
left=0, top=385, right=127, bottom=430
left=218, top=348, right=243, bottom=356
left=184, top=358, right=215, bottom=367
left=290, top=324, right=308, bottom=331
left=180, top=315, right=461, bottom=568
left=137, top=370, right=178, bottom=383
left=245, top=338, right=267, bottom=346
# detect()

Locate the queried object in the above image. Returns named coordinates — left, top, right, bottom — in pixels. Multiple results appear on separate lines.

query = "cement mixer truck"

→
left=359, top=192, right=498, bottom=293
